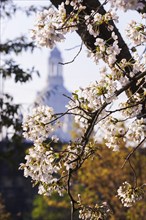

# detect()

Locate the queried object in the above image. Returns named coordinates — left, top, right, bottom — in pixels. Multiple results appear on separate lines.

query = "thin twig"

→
left=106, top=101, right=143, bottom=114
left=65, top=45, right=81, bottom=51
left=128, top=158, right=137, bottom=188
left=122, top=137, right=146, bottom=169
left=59, top=42, right=83, bottom=65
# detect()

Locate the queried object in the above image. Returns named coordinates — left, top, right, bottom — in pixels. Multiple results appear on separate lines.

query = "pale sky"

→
left=1, top=0, right=141, bottom=109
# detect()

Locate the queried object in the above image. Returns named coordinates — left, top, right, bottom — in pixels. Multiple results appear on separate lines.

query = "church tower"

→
left=35, top=47, right=72, bottom=142
left=48, top=47, right=64, bottom=87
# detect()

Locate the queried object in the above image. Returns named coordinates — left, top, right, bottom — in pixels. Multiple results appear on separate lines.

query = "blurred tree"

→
left=0, top=194, right=11, bottom=220
left=32, top=194, right=71, bottom=220
left=31, top=143, right=146, bottom=220
left=0, top=0, right=40, bottom=143
left=73, top=144, right=146, bottom=220
left=0, top=1, right=46, bottom=219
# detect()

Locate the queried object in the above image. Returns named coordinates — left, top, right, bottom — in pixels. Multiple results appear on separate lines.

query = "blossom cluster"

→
left=106, top=0, right=144, bottom=11
left=111, top=53, right=145, bottom=87
left=78, top=195, right=111, bottom=220
left=31, top=1, right=85, bottom=48
left=87, top=34, right=121, bottom=66
left=66, top=71, right=117, bottom=129
left=125, top=118, right=145, bottom=143
left=66, top=83, right=103, bottom=128
left=20, top=140, right=93, bottom=196
left=19, top=144, right=65, bottom=196
left=99, top=116, right=126, bottom=151
left=64, top=144, right=83, bottom=170
left=20, top=106, right=65, bottom=196
left=125, top=20, right=146, bottom=46
left=119, top=92, right=143, bottom=118
left=99, top=115, right=146, bottom=151
left=85, top=10, right=118, bottom=37
left=132, top=52, right=146, bottom=74
left=31, top=7, right=65, bottom=48
left=21, top=105, right=92, bottom=195
left=23, top=106, right=60, bottom=145
left=31, top=0, right=121, bottom=53
left=117, top=182, right=144, bottom=207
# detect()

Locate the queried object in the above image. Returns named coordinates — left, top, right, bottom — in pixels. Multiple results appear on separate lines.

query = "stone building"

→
left=35, top=47, right=72, bottom=142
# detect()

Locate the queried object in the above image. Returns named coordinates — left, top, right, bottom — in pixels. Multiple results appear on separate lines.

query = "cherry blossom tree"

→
left=20, top=1, right=146, bottom=219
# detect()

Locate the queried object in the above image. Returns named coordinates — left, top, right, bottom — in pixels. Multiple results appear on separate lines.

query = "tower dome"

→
left=50, top=47, right=62, bottom=58
left=35, top=47, right=72, bottom=142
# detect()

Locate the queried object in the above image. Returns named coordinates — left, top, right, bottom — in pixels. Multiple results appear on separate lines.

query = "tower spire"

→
left=48, top=47, right=64, bottom=87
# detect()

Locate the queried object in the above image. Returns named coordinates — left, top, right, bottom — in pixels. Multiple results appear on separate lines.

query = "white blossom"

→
left=90, top=37, right=121, bottom=65
left=99, top=116, right=126, bottom=151
left=31, top=7, right=65, bottom=48
left=117, top=182, right=144, bottom=207
left=23, top=106, right=61, bottom=144
left=31, top=1, right=87, bottom=48
left=66, top=75, right=117, bottom=129
left=125, top=118, right=145, bottom=143
left=19, top=144, right=63, bottom=196
left=85, top=10, right=119, bottom=38
left=119, top=93, right=143, bottom=118
left=125, top=20, right=146, bottom=46
left=105, top=0, right=144, bottom=11
left=78, top=195, right=111, bottom=220
left=64, top=144, right=83, bottom=170
left=51, top=135, right=59, bottom=143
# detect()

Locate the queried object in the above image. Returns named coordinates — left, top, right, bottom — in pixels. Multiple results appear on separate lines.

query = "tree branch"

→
left=50, top=0, right=145, bottom=105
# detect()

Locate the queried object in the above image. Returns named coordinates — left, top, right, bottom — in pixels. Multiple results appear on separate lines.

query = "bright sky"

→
left=1, top=0, right=141, bottom=109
